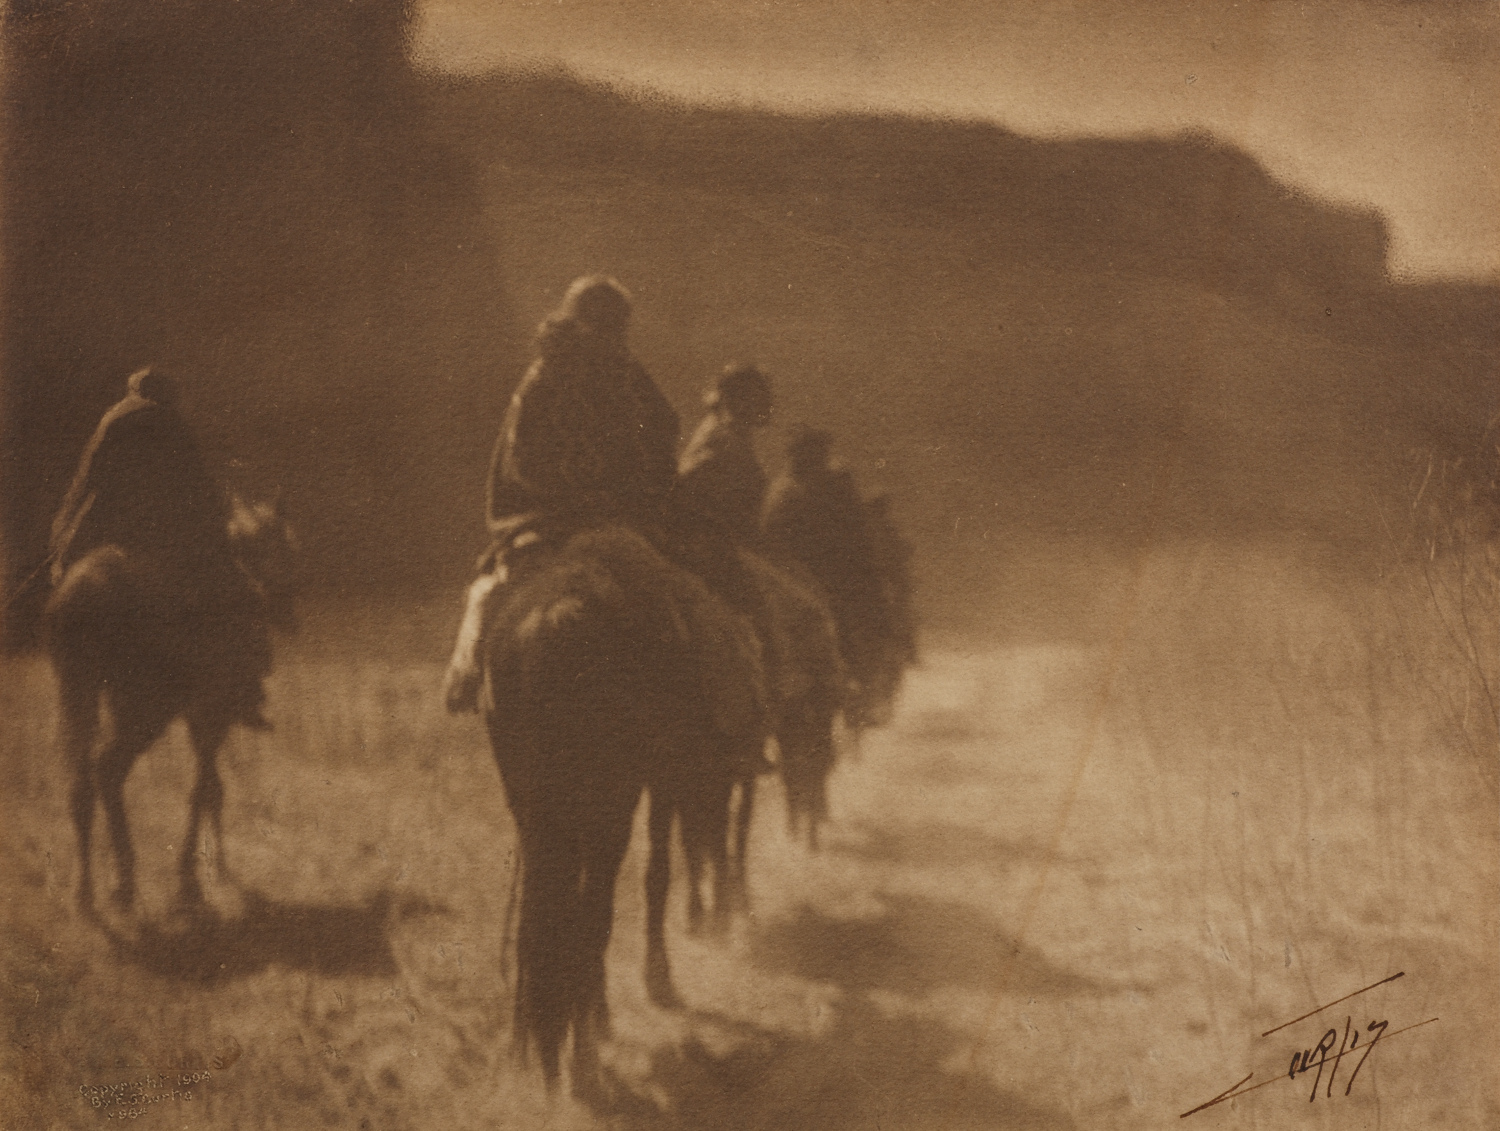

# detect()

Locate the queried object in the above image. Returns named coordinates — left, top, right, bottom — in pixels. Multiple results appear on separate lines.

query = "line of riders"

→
left=47, top=275, right=917, bottom=742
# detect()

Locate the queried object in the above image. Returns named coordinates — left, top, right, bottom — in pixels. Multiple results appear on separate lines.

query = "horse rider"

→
left=761, top=425, right=889, bottom=681
left=447, top=275, right=770, bottom=713
left=676, top=363, right=773, bottom=543
left=49, top=367, right=271, bottom=728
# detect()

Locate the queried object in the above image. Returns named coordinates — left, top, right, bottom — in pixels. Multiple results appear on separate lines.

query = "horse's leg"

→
left=727, top=770, right=756, bottom=915
left=806, top=707, right=837, bottom=853
left=57, top=665, right=101, bottom=915
left=514, top=827, right=574, bottom=1090
left=178, top=710, right=232, bottom=907
left=571, top=804, right=635, bottom=1105
left=682, top=797, right=708, bottom=935
left=702, top=770, right=733, bottom=936
left=643, top=785, right=680, bottom=1008
left=779, top=726, right=807, bottom=843
left=96, top=699, right=169, bottom=911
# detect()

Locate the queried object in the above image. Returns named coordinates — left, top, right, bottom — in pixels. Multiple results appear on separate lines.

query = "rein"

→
left=0, top=548, right=61, bottom=613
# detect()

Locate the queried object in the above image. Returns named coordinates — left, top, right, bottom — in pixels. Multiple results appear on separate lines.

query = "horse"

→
left=481, top=525, right=765, bottom=1097
left=849, top=493, right=918, bottom=734
left=44, top=496, right=297, bottom=915
left=758, top=554, right=849, bottom=852
left=630, top=547, right=848, bottom=1019
left=658, top=550, right=847, bottom=952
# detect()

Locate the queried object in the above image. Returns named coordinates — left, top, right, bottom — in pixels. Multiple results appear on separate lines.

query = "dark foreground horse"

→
left=45, top=497, right=296, bottom=914
left=482, top=525, right=764, bottom=1097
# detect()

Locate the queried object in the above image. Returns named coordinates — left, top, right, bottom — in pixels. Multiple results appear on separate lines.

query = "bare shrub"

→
left=1375, top=442, right=1500, bottom=770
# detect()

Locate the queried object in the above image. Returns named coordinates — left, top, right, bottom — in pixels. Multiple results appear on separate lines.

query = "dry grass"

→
left=1, top=544, right=1495, bottom=1129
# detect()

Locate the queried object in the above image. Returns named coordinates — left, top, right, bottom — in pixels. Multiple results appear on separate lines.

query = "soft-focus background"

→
left=2, top=1, right=1495, bottom=1127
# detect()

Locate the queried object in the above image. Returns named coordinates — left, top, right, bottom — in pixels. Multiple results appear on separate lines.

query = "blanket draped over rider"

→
left=486, top=277, right=680, bottom=548
left=49, top=366, right=270, bottom=724
left=50, top=368, right=237, bottom=600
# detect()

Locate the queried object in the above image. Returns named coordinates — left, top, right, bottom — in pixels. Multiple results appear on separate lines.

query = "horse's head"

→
left=228, top=492, right=299, bottom=632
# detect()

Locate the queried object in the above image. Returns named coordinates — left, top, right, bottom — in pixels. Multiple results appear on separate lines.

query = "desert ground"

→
left=2, top=539, right=1496, bottom=1130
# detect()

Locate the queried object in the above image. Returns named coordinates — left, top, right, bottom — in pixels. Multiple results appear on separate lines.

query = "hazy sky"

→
left=414, top=0, right=1498, bottom=281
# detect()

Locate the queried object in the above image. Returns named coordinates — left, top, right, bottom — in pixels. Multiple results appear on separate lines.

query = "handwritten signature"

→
left=1181, top=971, right=1438, bottom=1118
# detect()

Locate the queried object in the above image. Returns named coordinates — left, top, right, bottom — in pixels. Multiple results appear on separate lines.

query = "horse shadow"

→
left=602, top=998, right=1078, bottom=1131
left=748, top=892, right=1147, bottom=1000
left=102, top=888, right=403, bottom=983
left=592, top=891, right=1153, bottom=1127
left=824, top=819, right=1086, bottom=872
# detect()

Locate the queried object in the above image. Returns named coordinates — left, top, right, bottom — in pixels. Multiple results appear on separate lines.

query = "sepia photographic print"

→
left=1, top=1, right=1496, bottom=1127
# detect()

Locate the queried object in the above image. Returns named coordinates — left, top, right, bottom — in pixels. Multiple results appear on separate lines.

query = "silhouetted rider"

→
left=444, top=277, right=772, bottom=715
left=864, top=493, right=918, bottom=670
left=50, top=367, right=270, bottom=727
left=762, top=426, right=888, bottom=681
left=445, top=276, right=681, bottom=712
left=486, top=276, right=680, bottom=549
left=676, top=363, right=773, bottom=543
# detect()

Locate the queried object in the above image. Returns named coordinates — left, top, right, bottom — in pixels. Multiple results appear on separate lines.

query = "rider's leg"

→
left=443, top=568, right=503, bottom=714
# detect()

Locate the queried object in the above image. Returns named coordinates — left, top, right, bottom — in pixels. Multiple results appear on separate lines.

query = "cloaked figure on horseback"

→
left=46, top=367, right=295, bottom=913
left=49, top=367, right=275, bottom=731
left=443, top=278, right=768, bottom=723
left=676, top=363, right=774, bottom=543
left=440, top=277, right=774, bottom=1092
left=676, top=365, right=849, bottom=848
left=763, top=425, right=905, bottom=731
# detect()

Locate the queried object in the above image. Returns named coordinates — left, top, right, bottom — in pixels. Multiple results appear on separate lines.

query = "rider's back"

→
left=51, top=371, right=234, bottom=601
left=487, top=312, right=679, bottom=544
left=676, top=412, right=767, bottom=543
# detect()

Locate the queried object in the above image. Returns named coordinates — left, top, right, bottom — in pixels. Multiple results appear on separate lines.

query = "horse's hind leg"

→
left=643, top=787, right=680, bottom=1009
left=57, top=668, right=100, bottom=914
left=683, top=810, right=708, bottom=935
left=697, top=772, right=734, bottom=936
left=726, top=771, right=756, bottom=915
left=806, top=709, right=837, bottom=853
left=570, top=804, right=635, bottom=1105
left=179, top=712, right=232, bottom=907
left=97, top=700, right=170, bottom=911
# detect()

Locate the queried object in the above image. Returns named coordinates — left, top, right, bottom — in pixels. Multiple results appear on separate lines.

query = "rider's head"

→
left=707, top=363, right=772, bottom=427
left=563, top=274, right=632, bottom=337
left=538, top=276, right=632, bottom=358
left=127, top=367, right=179, bottom=406
left=787, top=425, right=833, bottom=475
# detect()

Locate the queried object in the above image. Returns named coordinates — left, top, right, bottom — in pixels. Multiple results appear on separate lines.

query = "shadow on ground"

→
left=826, top=819, right=1085, bottom=871
left=604, top=998, right=1075, bottom=1131
left=751, top=893, right=1135, bottom=999
left=107, top=889, right=402, bottom=982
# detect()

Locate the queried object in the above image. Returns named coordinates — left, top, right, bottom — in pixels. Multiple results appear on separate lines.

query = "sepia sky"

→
left=414, top=0, right=1498, bottom=282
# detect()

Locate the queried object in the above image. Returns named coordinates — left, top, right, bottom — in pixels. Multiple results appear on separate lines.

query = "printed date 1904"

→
left=78, top=1071, right=213, bottom=1120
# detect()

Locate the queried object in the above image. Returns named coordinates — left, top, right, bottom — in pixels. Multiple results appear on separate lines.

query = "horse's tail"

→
left=493, top=597, right=626, bottom=1082
left=484, top=527, right=709, bottom=1081
left=510, top=824, right=582, bottom=1080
